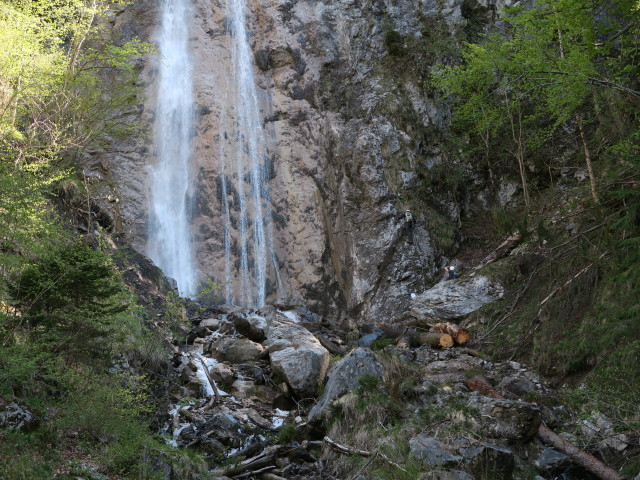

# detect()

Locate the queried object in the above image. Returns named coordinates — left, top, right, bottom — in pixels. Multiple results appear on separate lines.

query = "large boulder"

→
left=411, top=275, right=504, bottom=320
left=207, top=337, right=265, bottom=363
left=308, top=348, right=384, bottom=423
left=264, top=311, right=329, bottom=397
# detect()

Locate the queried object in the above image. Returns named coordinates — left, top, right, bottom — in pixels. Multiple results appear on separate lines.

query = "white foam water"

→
left=148, top=0, right=197, bottom=297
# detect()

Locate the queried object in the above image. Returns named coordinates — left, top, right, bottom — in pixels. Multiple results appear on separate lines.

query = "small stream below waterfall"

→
left=163, top=315, right=291, bottom=458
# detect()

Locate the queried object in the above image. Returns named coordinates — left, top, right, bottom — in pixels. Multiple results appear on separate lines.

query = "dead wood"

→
left=464, top=375, right=625, bottom=480
left=474, top=232, right=522, bottom=270
left=211, top=446, right=281, bottom=477
left=432, top=322, right=470, bottom=345
left=323, top=436, right=408, bottom=473
left=259, top=474, right=288, bottom=480
left=418, top=332, right=454, bottom=348
left=234, top=465, right=276, bottom=478
left=375, top=320, right=433, bottom=339
left=194, top=353, right=221, bottom=404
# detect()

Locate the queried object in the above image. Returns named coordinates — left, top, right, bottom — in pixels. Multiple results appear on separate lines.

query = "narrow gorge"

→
left=1, top=0, right=638, bottom=478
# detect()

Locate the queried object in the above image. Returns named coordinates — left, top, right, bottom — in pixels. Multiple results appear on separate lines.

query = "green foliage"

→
left=356, top=374, right=380, bottom=393
left=7, top=242, right=129, bottom=363
left=371, top=336, right=395, bottom=351
left=276, top=423, right=296, bottom=445
left=491, top=205, right=528, bottom=237
left=433, top=0, right=640, bottom=203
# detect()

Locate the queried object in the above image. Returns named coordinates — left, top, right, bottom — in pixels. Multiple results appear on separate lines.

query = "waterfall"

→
left=219, top=0, right=277, bottom=308
left=148, top=0, right=196, bottom=297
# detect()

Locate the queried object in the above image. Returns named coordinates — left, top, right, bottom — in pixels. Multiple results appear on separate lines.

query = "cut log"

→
left=464, top=375, right=625, bottom=480
left=376, top=323, right=416, bottom=339
left=432, top=322, right=470, bottom=345
left=417, top=332, right=454, bottom=348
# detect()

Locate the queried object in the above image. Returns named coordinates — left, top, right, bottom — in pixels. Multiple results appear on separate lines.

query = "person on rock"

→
left=403, top=209, right=416, bottom=243
left=443, top=265, right=460, bottom=280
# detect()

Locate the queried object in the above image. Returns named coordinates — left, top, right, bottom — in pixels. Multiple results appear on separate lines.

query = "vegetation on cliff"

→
left=0, top=1, right=203, bottom=478
left=432, top=0, right=639, bottom=452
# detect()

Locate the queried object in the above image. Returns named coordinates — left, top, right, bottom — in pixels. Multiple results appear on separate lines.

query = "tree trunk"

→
left=418, top=332, right=454, bottom=348
left=575, top=114, right=600, bottom=204
left=465, top=375, right=625, bottom=480
left=432, top=322, right=470, bottom=345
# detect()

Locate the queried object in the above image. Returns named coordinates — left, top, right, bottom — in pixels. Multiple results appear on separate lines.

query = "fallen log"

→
left=464, top=375, right=625, bottom=480
left=194, top=353, right=221, bottom=404
left=210, top=446, right=280, bottom=477
left=323, top=436, right=408, bottom=473
left=418, top=332, right=454, bottom=348
left=474, top=232, right=522, bottom=270
left=376, top=323, right=416, bottom=339
left=432, top=322, right=470, bottom=345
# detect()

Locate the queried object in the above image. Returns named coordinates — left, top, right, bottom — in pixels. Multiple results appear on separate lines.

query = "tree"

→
left=434, top=0, right=640, bottom=204
left=8, top=243, right=129, bottom=361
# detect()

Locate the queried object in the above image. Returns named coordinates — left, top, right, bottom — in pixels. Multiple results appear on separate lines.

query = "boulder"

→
left=210, top=363, right=235, bottom=385
left=411, top=276, right=504, bottom=320
left=498, top=375, right=537, bottom=398
left=458, top=440, right=515, bottom=480
left=409, top=435, right=462, bottom=467
left=208, top=337, right=265, bottom=363
left=270, top=348, right=327, bottom=398
left=230, top=313, right=267, bottom=342
left=0, top=402, right=38, bottom=432
left=264, top=312, right=329, bottom=397
left=308, top=348, right=384, bottom=423
left=467, top=395, right=541, bottom=441
left=532, top=446, right=570, bottom=472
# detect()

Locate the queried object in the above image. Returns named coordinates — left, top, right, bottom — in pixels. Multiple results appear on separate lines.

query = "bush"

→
left=7, top=242, right=129, bottom=363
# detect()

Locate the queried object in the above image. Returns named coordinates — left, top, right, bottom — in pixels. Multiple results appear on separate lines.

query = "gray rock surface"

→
left=467, top=395, right=541, bottom=441
left=264, top=311, right=329, bottom=397
left=532, top=446, right=570, bottom=472
left=208, top=337, right=265, bottom=363
left=0, top=402, right=37, bottom=431
left=411, top=276, right=504, bottom=320
left=458, top=441, right=515, bottom=480
left=409, top=435, right=462, bottom=467
left=308, top=348, right=384, bottom=423
left=96, top=0, right=525, bottom=325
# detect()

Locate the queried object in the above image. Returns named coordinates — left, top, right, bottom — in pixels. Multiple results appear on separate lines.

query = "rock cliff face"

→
left=97, top=0, right=505, bottom=324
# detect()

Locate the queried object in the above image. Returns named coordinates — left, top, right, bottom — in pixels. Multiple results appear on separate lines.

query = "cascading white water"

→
left=219, top=0, right=277, bottom=308
left=148, top=0, right=196, bottom=297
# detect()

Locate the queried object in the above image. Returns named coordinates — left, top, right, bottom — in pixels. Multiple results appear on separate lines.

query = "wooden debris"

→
left=418, top=332, right=454, bottom=348
left=210, top=446, right=280, bottom=477
left=464, top=375, right=625, bottom=480
left=432, top=322, right=470, bottom=345
left=194, top=353, right=221, bottom=404
left=474, top=232, right=522, bottom=270
left=323, top=436, right=408, bottom=473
